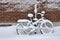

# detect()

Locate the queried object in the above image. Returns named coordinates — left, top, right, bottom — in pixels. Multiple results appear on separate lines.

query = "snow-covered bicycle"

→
left=16, top=11, right=54, bottom=35
left=28, top=11, right=54, bottom=34
left=16, top=0, right=54, bottom=34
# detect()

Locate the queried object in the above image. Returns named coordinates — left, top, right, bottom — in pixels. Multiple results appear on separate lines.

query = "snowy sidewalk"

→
left=0, top=26, right=60, bottom=40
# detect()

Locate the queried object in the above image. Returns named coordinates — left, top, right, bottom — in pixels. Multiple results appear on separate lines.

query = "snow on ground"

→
left=0, top=26, right=60, bottom=40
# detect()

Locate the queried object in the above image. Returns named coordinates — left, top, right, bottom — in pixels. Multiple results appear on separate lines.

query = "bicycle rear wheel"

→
left=40, top=20, right=54, bottom=34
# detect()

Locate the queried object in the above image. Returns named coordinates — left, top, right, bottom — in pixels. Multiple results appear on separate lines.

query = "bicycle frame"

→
left=16, top=0, right=54, bottom=35
left=28, top=11, right=54, bottom=34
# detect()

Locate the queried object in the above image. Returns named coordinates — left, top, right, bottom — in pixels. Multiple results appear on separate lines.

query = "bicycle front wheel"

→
left=40, top=20, right=54, bottom=34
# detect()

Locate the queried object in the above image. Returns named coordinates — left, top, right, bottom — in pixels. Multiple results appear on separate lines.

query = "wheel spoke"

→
left=40, top=20, right=54, bottom=34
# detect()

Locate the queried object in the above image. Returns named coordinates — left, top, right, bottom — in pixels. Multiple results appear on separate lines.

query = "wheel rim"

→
left=40, top=20, right=54, bottom=34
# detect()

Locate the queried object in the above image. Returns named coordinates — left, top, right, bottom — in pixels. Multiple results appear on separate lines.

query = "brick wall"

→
left=0, top=10, right=34, bottom=23
left=0, top=2, right=60, bottom=23
left=37, top=10, right=60, bottom=22
left=45, top=10, right=60, bottom=22
left=0, top=9, right=60, bottom=23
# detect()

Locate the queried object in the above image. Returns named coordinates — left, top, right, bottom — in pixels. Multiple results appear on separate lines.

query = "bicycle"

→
left=28, top=11, right=54, bottom=35
left=16, top=11, right=54, bottom=35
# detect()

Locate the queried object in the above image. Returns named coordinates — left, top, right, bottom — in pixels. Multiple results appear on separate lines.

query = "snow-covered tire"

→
left=40, top=20, right=54, bottom=34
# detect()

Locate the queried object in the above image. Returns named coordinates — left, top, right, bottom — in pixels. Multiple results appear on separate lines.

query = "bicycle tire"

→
left=40, top=20, right=54, bottom=34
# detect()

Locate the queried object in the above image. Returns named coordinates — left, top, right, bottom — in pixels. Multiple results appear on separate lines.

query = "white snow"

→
left=1, top=0, right=60, bottom=12
left=0, top=25, right=60, bottom=40
left=46, top=3, right=60, bottom=9
left=47, top=0, right=60, bottom=2
left=0, top=0, right=10, bottom=3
